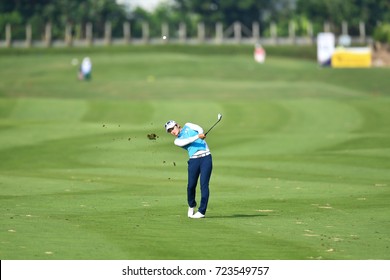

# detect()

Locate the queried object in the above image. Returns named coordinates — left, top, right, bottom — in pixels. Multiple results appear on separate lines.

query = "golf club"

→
left=205, top=113, right=222, bottom=135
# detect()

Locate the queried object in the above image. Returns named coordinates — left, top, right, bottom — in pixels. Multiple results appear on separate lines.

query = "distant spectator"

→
left=79, top=57, right=92, bottom=81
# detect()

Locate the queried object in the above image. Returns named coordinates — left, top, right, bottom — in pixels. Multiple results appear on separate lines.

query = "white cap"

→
left=164, top=120, right=177, bottom=132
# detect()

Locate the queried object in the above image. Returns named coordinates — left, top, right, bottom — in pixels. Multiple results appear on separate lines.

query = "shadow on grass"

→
left=207, top=213, right=269, bottom=219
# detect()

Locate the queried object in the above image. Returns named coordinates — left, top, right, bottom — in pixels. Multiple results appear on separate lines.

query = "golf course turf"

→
left=0, top=45, right=389, bottom=260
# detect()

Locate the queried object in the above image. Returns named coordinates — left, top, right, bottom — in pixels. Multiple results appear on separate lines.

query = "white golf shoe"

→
left=187, top=207, right=194, bottom=217
left=190, top=212, right=205, bottom=219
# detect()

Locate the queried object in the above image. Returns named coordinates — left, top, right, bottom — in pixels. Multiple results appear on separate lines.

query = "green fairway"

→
left=0, top=45, right=389, bottom=260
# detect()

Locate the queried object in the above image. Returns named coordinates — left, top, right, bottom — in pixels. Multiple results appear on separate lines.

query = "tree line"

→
left=1, top=0, right=389, bottom=42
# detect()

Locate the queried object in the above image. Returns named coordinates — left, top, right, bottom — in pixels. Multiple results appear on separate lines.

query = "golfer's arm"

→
left=174, top=135, right=199, bottom=147
left=186, top=123, right=204, bottom=134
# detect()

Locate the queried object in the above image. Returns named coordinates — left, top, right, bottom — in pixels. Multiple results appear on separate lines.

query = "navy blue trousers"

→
left=187, top=154, right=213, bottom=215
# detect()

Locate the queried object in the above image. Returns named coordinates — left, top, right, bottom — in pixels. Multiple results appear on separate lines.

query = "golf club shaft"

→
left=205, top=119, right=221, bottom=135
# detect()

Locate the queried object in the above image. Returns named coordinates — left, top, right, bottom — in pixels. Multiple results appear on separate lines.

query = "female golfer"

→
left=165, top=120, right=212, bottom=219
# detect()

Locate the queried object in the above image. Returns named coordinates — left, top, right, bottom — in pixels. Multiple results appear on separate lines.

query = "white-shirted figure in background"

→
left=79, top=57, right=92, bottom=81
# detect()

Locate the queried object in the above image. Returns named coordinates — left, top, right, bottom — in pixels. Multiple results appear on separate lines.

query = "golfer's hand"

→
left=198, top=133, right=206, bottom=139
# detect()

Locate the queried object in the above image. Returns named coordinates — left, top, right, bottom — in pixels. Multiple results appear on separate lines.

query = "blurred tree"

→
left=1, top=0, right=388, bottom=41
left=130, top=1, right=199, bottom=38
left=373, top=23, right=390, bottom=44
left=0, top=0, right=50, bottom=39
left=296, top=0, right=390, bottom=35
left=172, top=0, right=295, bottom=37
left=0, top=11, right=24, bottom=39
left=0, top=0, right=126, bottom=40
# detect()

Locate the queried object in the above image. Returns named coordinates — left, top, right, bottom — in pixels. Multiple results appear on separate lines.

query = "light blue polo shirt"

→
left=177, top=124, right=208, bottom=158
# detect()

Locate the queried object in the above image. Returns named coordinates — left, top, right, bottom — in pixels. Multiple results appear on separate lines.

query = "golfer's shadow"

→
left=208, top=213, right=269, bottom=219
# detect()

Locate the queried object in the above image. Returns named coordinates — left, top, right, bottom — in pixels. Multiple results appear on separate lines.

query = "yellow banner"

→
left=331, top=47, right=372, bottom=68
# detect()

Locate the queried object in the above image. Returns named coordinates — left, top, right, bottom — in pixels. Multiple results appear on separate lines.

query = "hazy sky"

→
left=116, top=0, right=169, bottom=11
